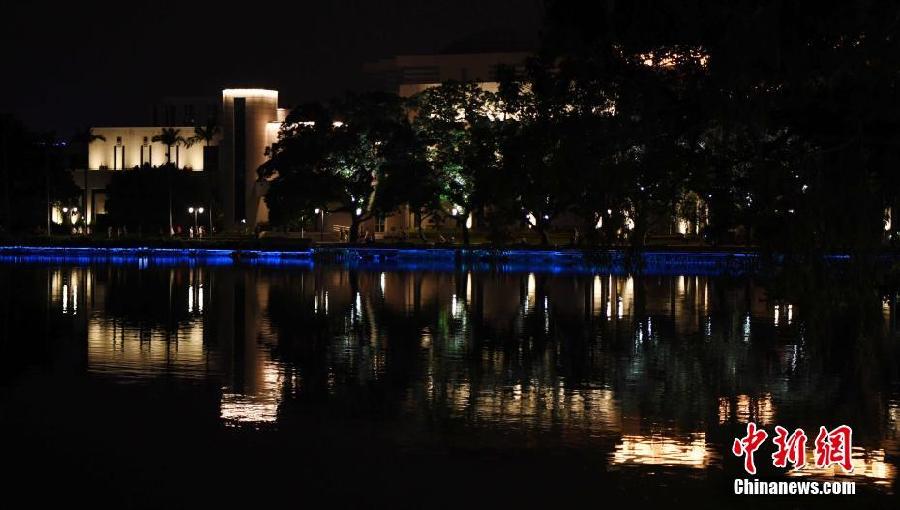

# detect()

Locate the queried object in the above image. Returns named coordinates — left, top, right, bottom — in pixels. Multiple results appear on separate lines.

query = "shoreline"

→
left=0, top=240, right=883, bottom=275
left=0, top=242, right=766, bottom=275
left=0, top=236, right=758, bottom=253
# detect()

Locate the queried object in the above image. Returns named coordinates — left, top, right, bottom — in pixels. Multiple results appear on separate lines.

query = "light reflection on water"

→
left=785, top=447, right=896, bottom=487
left=612, top=433, right=710, bottom=469
left=4, top=262, right=899, bottom=493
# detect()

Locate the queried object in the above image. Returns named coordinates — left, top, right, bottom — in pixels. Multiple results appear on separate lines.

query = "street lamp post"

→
left=315, top=208, right=324, bottom=241
left=62, top=206, right=78, bottom=234
left=188, top=206, right=204, bottom=237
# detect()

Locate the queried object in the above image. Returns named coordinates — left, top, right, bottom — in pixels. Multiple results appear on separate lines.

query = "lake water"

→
left=1, top=258, right=897, bottom=507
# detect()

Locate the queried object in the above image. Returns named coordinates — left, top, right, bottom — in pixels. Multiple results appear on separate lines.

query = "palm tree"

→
left=189, top=121, right=220, bottom=147
left=152, top=127, right=186, bottom=165
left=185, top=121, right=220, bottom=236
left=152, top=128, right=186, bottom=236
left=71, top=128, right=106, bottom=234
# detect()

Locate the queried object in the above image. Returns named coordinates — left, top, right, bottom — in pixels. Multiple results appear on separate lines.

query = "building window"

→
left=402, top=66, right=439, bottom=84
left=233, top=97, right=247, bottom=221
left=113, top=137, right=125, bottom=170
left=375, top=214, right=386, bottom=233
left=140, top=140, right=152, bottom=166
left=93, top=191, right=107, bottom=216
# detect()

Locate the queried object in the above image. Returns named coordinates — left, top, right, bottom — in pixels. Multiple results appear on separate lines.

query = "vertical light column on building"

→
left=221, top=89, right=278, bottom=229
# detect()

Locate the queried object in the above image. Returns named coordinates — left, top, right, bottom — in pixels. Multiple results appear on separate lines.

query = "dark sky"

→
left=0, top=1, right=543, bottom=135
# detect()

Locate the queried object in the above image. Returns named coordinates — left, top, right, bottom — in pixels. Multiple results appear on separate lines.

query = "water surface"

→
left=1, top=260, right=897, bottom=507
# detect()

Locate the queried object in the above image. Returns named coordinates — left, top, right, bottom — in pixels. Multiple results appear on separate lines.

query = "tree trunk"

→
left=45, top=162, right=51, bottom=238
left=460, top=218, right=470, bottom=246
left=349, top=217, right=360, bottom=243
left=83, top=165, right=88, bottom=235
left=167, top=166, right=174, bottom=236
left=416, top=212, right=427, bottom=241
left=538, top=223, right=550, bottom=246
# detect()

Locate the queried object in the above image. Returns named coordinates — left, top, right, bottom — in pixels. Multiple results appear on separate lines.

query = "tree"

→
left=152, top=127, right=186, bottom=165
left=260, top=92, right=409, bottom=243
left=152, top=128, right=187, bottom=235
left=105, top=166, right=211, bottom=235
left=188, top=121, right=220, bottom=147
left=497, top=63, right=578, bottom=245
left=374, top=121, right=441, bottom=241
left=411, top=81, right=501, bottom=245
left=70, top=127, right=106, bottom=233
left=0, top=116, right=80, bottom=235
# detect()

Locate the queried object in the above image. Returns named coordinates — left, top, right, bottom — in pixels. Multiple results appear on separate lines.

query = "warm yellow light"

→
left=222, top=89, right=278, bottom=99
left=613, top=433, right=708, bottom=468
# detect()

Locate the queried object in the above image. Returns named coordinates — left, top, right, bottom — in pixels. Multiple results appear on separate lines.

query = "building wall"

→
left=394, top=52, right=528, bottom=83
left=88, top=127, right=208, bottom=171
left=220, top=89, right=280, bottom=229
left=365, top=51, right=529, bottom=93
left=398, top=81, right=500, bottom=99
left=152, top=96, right=219, bottom=126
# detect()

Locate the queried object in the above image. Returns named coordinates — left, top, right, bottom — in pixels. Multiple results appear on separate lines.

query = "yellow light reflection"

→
left=786, top=447, right=895, bottom=487
left=220, top=361, right=285, bottom=426
left=526, top=273, right=536, bottom=309
left=87, top=318, right=206, bottom=380
left=613, top=433, right=708, bottom=468
left=718, top=394, right=776, bottom=425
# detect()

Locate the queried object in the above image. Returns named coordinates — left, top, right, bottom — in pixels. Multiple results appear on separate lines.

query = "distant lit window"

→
left=93, top=191, right=107, bottom=215
left=113, top=144, right=125, bottom=170
left=140, top=141, right=152, bottom=166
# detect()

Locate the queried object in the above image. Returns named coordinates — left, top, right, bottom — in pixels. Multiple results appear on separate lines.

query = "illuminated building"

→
left=78, top=52, right=530, bottom=233
left=80, top=89, right=286, bottom=230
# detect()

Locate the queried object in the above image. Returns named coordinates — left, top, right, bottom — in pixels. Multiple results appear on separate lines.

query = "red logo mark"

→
left=732, top=422, right=769, bottom=475
left=771, top=426, right=808, bottom=469
left=814, top=425, right=854, bottom=473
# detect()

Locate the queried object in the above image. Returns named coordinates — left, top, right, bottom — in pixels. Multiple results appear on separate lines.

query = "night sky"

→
left=0, top=0, right=543, bottom=136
